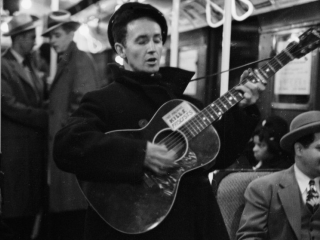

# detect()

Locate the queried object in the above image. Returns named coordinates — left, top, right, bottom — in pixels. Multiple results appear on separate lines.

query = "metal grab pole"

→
left=220, top=0, right=232, bottom=95
left=170, top=0, right=180, bottom=67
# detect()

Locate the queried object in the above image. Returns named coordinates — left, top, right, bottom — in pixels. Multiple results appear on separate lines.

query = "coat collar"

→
left=9, top=48, right=24, bottom=64
left=51, top=41, right=77, bottom=88
left=58, top=41, right=77, bottom=63
left=2, top=49, right=41, bottom=90
left=2, top=49, right=44, bottom=104
left=107, top=63, right=195, bottom=97
left=278, top=166, right=301, bottom=239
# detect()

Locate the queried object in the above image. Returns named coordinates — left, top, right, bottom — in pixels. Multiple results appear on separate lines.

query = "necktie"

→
left=22, top=57, right=41, bottom=103
left=306, top=179, right=319, bottom=213
left=22, top=57, right=30, bottom=67
left=22, top=58, right=36, bottom=86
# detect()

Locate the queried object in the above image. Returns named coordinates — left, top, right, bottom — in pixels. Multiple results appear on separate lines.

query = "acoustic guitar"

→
left=78, top=28, right=320, bottom=234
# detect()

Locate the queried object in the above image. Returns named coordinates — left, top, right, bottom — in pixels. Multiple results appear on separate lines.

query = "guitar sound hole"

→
left=153, top=129, right=188, bottom=160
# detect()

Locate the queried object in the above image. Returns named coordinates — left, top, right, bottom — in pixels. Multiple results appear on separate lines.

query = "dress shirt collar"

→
left=294, top=164, right=320, bottom=195
left=10, top=48, right=24, bottom=65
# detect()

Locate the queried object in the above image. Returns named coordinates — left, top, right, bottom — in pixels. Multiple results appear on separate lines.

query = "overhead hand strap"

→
left=206, top=0, right=254, bottom=28
left=206, top=0, right=225, bottom=28
left=231, top=0, right=254, bottom=21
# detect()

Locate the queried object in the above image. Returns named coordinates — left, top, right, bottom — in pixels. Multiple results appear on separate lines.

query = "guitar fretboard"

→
left=179, top=42, right=298, bottom=140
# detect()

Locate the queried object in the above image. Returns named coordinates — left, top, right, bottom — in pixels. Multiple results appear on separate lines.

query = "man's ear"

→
left=294, top=142, right=303, bottom=156
left=66, top=31, right=75, bottom=42
left=114, top=43, right=126, bottom=58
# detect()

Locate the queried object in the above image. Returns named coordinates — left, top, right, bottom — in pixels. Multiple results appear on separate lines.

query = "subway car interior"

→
left=1, top=0, right=320, bottom=239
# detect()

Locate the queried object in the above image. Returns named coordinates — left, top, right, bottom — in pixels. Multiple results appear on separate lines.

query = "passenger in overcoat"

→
left=45, top=40, right=101, bottom=213
left=53, top=3, right=266, bottom=240
left=41, top=10, right=103, bottom=238
left=1, top=13, right=48, bottom=238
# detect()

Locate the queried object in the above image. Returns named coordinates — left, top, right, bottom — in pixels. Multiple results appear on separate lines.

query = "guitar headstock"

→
left=287, top=28, right=320, bottom=59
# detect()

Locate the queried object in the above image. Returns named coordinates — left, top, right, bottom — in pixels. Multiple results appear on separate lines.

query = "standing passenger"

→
left=1, top=12, right=48, bottom=239
left=41, top=10, right=102, bottom=239
left=53, top=2, right=265, bottom=240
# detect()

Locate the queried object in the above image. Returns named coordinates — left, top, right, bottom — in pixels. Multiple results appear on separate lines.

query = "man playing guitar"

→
left=53, top=2, right=266, bottom=240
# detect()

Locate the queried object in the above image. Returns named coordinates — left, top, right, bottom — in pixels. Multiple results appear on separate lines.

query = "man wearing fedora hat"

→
left=237, top=111, right=320, bottom=240
left=53, top=2, right=265, bottom=240
left=41, top=9, right=104, bottom=239
left=1, top=12, right=48, bottom=239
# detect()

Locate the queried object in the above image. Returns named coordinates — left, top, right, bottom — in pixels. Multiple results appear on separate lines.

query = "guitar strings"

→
left=157, top=42, right=298, bottom=154
left=156, top=41, right=316, bottom=156
left=182, top=40, right=305, bottom=133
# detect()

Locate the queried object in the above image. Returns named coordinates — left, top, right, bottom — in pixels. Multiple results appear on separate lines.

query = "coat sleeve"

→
left=1, top=61, right=48, bottom=130
left=53, top=91, right=147, bottom=182
left=236, top=178, right=271, bottom=240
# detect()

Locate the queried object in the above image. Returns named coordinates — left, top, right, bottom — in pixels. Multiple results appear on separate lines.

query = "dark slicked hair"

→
left=108, top=3, right=167, bottom=52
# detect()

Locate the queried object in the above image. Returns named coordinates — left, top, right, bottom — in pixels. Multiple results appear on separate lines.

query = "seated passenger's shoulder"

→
left=248, top=168, right=291, bottom=189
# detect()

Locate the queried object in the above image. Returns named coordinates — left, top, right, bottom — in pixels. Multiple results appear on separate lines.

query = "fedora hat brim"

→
left=41, top=21, right=80, bottom=37
left=280, top=122, right=320, bottom=152
left=3, top=15, right=39, bottom=37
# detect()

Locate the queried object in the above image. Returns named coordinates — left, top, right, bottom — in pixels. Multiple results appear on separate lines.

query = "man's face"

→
left=49, top=26, right=74, bottom=53
left=19, top=29, right=36, bottom=55
left=116, top=18, right=163, bottom=73
left=296, top=132, right=320, bottom=179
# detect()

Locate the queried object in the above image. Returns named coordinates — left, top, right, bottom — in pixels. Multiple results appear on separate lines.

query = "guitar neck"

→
left=179, top=42, right=298, bottom=139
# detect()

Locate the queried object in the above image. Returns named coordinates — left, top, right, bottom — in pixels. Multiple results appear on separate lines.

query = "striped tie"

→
left=306, top=179, right=319, bottom=213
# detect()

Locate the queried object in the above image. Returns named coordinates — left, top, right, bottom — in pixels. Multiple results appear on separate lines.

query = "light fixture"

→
left=78, top=24, right=90, bottom=36
left=20, top=0, right=32, bottom=10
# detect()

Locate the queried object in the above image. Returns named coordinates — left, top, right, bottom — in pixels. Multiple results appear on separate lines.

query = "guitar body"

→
left=78, top=99, right=220, bottom=234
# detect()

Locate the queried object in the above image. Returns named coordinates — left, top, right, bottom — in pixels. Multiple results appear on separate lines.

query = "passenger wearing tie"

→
left=1, top=12, right=48, bottom=239
left=237, top=111, right=320, bottom=240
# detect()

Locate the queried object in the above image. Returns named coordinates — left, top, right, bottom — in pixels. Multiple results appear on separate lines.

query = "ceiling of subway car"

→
left=2, top=0, right=317, bottom=32
left=1, top=0, right=317, bottom=52
left=2, top=0, right=317, bottom=22
left=2, top=0, right=82, bottom=15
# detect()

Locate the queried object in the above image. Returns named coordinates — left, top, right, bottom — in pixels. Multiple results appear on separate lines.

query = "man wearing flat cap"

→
left=41, top=9, right=105, bottom=238
left=53, top=2, right=265, bottom=239
left=1, top=12, right=48, bottom=239
left=237, top=111, right=320, bottom=240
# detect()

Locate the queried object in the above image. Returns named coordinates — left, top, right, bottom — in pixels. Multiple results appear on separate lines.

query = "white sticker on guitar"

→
left=162, top=102, right=197, bottom=131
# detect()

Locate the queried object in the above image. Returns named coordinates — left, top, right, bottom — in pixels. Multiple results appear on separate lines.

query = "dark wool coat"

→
left=53, top=63, right=260, bottom=240
left=1, top=49, right=48, bottom=218
left=48, top=41, right=103, bottom=212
